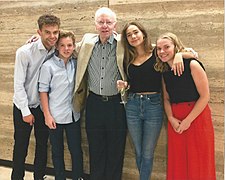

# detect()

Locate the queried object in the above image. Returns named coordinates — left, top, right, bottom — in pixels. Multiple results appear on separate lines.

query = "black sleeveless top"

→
left=163, top=58, right=205, bottom=103
left=128, top=53, right=162, bottom=93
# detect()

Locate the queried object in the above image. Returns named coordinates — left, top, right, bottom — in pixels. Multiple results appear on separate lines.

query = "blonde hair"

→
left=154, top=32, right=185, bottom=72
left=57, top=30, right=76, bottom=45
left=56, top=30, right=77, bottom=57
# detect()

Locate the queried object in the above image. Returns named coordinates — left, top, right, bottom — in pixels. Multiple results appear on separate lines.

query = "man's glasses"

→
left=96, top=21, right=115, bottom=26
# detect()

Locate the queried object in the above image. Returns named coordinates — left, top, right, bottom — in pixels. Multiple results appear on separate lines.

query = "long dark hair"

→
left=121, top=21, right=153, bottom=76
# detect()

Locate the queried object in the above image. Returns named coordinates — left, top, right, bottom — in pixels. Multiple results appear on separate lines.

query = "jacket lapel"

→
left=75, top=40, right=95, bottom=92
left=115, top=34, right=126, bottom=81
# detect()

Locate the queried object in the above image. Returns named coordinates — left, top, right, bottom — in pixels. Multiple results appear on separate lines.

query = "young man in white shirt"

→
left=12, top=14, right=60, bottom=180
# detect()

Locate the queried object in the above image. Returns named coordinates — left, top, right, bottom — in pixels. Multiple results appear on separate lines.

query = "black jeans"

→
left=49, top=120, right=83, bottom=180
left=85, top=93, right=127, bottom=180
left=11, top=104, right=49, bottom=180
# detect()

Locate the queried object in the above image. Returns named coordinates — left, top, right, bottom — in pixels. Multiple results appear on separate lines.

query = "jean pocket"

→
left=147, top=95, right=161, bottom=105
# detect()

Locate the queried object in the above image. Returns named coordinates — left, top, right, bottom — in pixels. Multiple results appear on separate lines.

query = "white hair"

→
left=94, top=7, right=117, bottom=22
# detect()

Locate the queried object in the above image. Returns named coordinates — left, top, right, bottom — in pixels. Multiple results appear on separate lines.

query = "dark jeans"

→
left=49, top=120, right=83, bottom=180
left=11, top=104, right=49, bottom=180
left=85, top=92, right=127, bottom=180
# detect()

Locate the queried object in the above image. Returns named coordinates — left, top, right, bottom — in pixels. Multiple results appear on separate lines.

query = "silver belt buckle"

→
left=102, top=96, right=109, bottom=102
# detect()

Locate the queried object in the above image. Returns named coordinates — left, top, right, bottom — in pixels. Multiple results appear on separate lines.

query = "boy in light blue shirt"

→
left=39, top=30, right=83, bottom=180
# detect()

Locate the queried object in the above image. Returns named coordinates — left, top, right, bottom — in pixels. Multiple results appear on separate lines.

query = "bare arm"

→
left=162, top=78, right=181, bottom=132
left=40, top=92, right=56, bottom=129
left=172, top=49, right=198, bottom=76
left=177, top=60, right=210, bottom=133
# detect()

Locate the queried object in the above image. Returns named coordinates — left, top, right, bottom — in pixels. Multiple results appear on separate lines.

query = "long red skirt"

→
left=167, top=102, right=216, bottom=180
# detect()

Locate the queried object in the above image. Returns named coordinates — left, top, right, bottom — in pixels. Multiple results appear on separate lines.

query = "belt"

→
left=89, top=91, right=120, bottom=102
left=128, top=92, right=160, bottom=99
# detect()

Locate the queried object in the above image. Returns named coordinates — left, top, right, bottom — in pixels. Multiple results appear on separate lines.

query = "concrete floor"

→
left=0, top=166, right=54, bottom=180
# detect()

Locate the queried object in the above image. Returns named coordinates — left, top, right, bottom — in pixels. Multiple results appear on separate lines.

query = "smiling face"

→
left=94, top=7, right=117, bottom=43
left=38, top=24, right=59, bottom=50
left=126, top=24, right=145, bottom=48
left=95, top=13, right=116, bottom=43
left=156, top=38, right=176, bottom=65
left=56, top=37, right=75, bottom=62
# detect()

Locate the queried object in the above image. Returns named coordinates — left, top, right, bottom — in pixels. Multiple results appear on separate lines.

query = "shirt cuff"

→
left=21, top=106, right=31, bottom=117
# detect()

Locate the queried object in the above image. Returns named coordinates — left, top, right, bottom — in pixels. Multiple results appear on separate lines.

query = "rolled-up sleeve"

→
left=38, top=64, right=51, bottom=93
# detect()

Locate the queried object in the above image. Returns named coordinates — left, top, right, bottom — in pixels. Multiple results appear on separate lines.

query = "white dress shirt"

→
left=13, top=39, right=55, bottom=117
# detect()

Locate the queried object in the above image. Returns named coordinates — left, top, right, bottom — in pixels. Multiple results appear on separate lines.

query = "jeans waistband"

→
left=89, top=91, right=120, bottom=102
left=128, top=92, right=161, bottom=99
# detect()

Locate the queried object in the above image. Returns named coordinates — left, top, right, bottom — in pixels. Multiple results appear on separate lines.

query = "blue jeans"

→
left=126, top=93, right=163, bottom=180
left=49, top=120, right=83, bottom=180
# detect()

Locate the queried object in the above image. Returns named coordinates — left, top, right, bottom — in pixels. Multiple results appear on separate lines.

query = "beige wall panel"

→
left=109, top=0, right=223, bottom=5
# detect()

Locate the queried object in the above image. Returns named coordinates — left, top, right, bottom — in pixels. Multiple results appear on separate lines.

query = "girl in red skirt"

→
left=155, top=32, right=216, bottom=180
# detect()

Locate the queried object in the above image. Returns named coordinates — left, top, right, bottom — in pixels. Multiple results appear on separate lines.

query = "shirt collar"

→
left=95, top=34, right=116, bottom=45
left=52, top=54, right=65, bottom=68
left=37, top=38, right=55, bottom=54
left=52, top=52, right=74, bottom=68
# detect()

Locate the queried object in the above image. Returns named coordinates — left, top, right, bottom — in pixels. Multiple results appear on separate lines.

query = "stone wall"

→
left=0, top=0, right=224, bottom=179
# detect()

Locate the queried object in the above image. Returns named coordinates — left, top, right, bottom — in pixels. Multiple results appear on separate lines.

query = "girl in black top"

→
left=155, top=32, right=216, bottom=180
left=117, top=22, right=198, bottom=180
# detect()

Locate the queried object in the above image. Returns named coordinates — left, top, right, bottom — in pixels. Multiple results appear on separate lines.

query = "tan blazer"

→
left=73, top=33, right=126, bottom=112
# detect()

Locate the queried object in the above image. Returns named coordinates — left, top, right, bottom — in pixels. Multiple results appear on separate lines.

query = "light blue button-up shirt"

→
left=38, top=54, right=80, bottom=124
